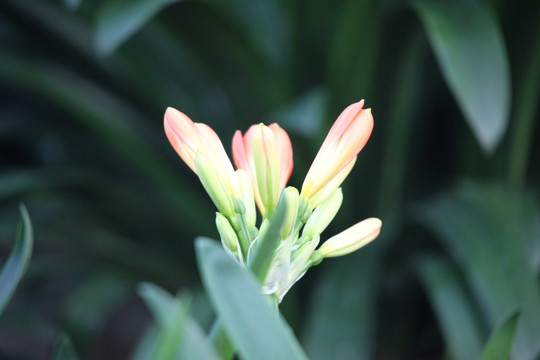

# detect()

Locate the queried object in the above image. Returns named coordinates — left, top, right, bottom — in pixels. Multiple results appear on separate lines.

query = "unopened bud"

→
left=318, top=218, right=381, bottom=258
left=303, top=188, right=343, bottom=237
left=308, top=157, right=356, bottom=209
left=279, top=187, right=299, bottom=240
left=195, top=152, right=235, bottom=217
left=215, top=212, right=239, bottom=253
left=252, top=124, right=280, bottom=215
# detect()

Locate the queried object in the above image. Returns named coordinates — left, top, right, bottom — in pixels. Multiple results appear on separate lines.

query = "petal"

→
left=232, top=130, right=249, bottom=171
left=269, top=123, right=293, bottom=188
left=164, top=108, right=198, bottom=172
left=301, top=101, right=373, bottom=199
left=164, top=107, right=201, bottom=152
left=322, top=100, right=365, bottom=150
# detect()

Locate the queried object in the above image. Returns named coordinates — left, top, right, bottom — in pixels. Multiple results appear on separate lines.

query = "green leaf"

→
left=417, top=181, right=540, bottom=360
left=138, top=283, right=220, bottom=360
left=248, top=197, right=288, bottom=283
left=196, top=238, right=308, bottom=360
left=139, top=283, right=187, bottom=360
left=0, top=51, right=208, bottom=228
left=95, top=0, right=180, bottom=55
left=415, top=255, right=484, bottom=360
left=0, top=204, right=33, bottom=315
left=414, top=0, right=510, bottom=153
left=52, top=333, right=80, bottom=360
left=303, top=248, right=381, bottom=360
left=481, top=309, right=521, bottom=360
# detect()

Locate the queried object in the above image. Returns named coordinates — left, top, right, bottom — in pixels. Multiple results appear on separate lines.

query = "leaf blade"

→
left=481, top=309, right=521, bottom=360
left=414, top=0, right=511, bottom=153
left=196, top=238, right=307, bottom=360
left=95, top=0, right=180, bottom=55
left=415, top=255, right=484, bottom=360
left=0, top=204, right=33, bottom=315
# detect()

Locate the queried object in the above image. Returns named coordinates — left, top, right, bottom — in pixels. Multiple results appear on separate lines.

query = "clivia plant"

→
left=158, top=100, right=382, bottom=359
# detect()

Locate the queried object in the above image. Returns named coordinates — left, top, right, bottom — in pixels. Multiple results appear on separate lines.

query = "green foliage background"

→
left=0, top=0, right=539, bottom=358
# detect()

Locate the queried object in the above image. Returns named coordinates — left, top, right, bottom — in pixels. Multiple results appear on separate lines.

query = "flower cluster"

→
left=164, top=100, right=381, bottom=301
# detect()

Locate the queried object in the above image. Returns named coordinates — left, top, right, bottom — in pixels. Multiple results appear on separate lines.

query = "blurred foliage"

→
left=0, top=0, right=539, bottom=359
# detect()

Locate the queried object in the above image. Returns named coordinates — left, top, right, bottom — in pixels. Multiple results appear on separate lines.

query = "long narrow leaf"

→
left=303, top=248, right=380, bottom=360
left=415, top=255, right=484, bottom=360
left=95, top=0, right=181, bottom=55
left=481, top=309, right=521, bottom=360
left=196, top=238, right=307, bottom=360
left=52, top=333, right=80, bottom=360
left=417, top=182, right=540, bottom=360
left=138, top=283, right=220, bottom=360
left=0, top=205, right=33, bottom=315
left=414, top=0, right=510, bottom=153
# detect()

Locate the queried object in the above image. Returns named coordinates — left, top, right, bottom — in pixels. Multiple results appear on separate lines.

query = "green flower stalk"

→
left=164, top=100, right=382, bottom=302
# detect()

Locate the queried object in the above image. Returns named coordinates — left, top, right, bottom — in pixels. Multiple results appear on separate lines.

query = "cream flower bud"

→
left=318, top=218, right=381, bottom=258
left=215, top=212, right=239, bottom=253
left=233, top=123, right=293, bottom=216
left=301, top=101, right=373, bottom=200
left=307, top=158, right=355, bottom=209
left=195, top=151, right=235, bottom=218
left=303, top=188, right=343, bottom=238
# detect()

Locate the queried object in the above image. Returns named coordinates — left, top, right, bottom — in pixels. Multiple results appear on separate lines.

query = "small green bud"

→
left=215, top=212, right=239, bottom=254
left=279, top=187, right=299, bottom=240
left=309, top=250, right=324, bottom=266
left=303, top=188, right=343, bottom=238
left=195, top=152, right=235, bottom=217
left=298, top=197, right=311, bottom=223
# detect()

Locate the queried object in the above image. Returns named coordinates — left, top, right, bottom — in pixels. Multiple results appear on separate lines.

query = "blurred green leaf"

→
left=5, top=0, right=94, bottom=55
left=417, top=181, right=540, bottom=360
left=480, top=309, right=520, bottom=360
left=303, top=249, right=380, bottom=360
left=64, top=274, right=131, bottom=338
left=138, top=283, right=220, bottom=360
left=0, top=204, right=33, bottom=315
left=196, top=238, right=307, bottom=360
left=130, top=327, right=160, bottom=360
left=95, top=0, right=180, bottom=55
left=414, top=0, right=510, bottom=153
left=139, top=283, right=176, bottom=326
left=269, top=88, right=327, bottom=137
left=61, top=0, right=82, bottom=12
left=139, top=283, right=188, bottom=360
left=326, top=0, right=377, bottom=101
left=0, top=169, right=84, bottom=201
left=415, top=255, right=484, bottom=360
left=507, top=11, right=540, bottom=187
left=52, top=333, right=80, bottom=360
left=0, top=51, right=208, bottom=227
